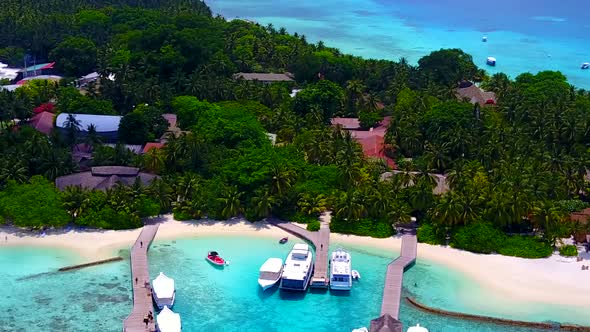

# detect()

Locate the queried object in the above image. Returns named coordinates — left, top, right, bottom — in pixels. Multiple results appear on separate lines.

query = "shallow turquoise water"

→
left=207, top=0, right=590, bottom=89
left=0, top=246, right=132, bottom=331
left=0, top=236, right=583, bottom=331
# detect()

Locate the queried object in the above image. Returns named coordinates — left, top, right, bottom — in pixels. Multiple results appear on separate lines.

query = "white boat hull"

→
left=258, top=278, right=280, bottom=290
left=154, top=291, right=176, bottom=310
left=330, top=282, right=352, bottom=291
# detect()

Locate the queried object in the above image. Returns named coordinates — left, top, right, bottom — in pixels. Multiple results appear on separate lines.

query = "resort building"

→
left=55, top=166, right=158, bottom=191
left=55, top=113, right=122, bottom=143
left=456, top=81, right=496, bottom=106
left=331, top=116, right=395, bottom=168
left=29, top=111, right=55, bottom=135
left=233, top=72, right=294, bottom=84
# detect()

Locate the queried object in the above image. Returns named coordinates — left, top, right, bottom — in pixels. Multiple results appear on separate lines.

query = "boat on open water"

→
left=152, top=272, right=176, bottom=309
left=279, top=243, right=314, bottom=291
left=258, top=257, right=283, bottom=290
left=330, top=248, right=352, bottom=291
left=206, top=251, right=226, bottom=267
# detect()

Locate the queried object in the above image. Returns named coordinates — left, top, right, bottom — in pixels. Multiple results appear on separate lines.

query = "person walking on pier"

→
left=140, top=241, right=143, bottom=248
left=143, top=314, right=149, bottom=328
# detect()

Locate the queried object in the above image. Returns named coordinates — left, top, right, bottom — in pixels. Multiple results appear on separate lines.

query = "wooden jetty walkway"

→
left=123, top=224, right=159, bottom=332
left=269, top=216, right=330, bottom=288
left=370, top=232, right=417, bottom=332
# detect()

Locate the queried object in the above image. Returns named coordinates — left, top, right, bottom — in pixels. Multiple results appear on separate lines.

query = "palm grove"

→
left=0, top=0, right=589, bottom=258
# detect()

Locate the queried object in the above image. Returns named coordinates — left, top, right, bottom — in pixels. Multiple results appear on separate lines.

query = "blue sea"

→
left=1, top=235, right=588, bottom=331
left=207, top=0, right=590, bottom=89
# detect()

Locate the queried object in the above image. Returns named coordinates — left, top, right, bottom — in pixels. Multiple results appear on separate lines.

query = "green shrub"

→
left=330, top=218, right=395, bottom=238
left=559, top=245, right=578, bottom=257
left=555, top=199, right=590, bottom=213
left=451, top=222, right=505, bottom=254
left=291, top=211, right=317, bottom=224
left=498, top=236, right=553, bottom=258
left=417, top=223, right=446, bottom=245
left=173, top=210, right=193, bottom=221
left=306, top=220, right=320, bottom=231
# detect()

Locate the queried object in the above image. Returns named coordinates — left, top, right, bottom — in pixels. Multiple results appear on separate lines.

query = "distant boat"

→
left=330, top=248, right=352, bottom=291
left=582, top=62, right=590, bottom=70
left=352, top=270, right=361, bottom=280
left=407, top=324, right=429, bottom=332
left=258, top=257, right=283, bottom=290
left=482, top=36, right=488, bottom=42
left=486, top=57, right=497, bottom=66
left=206, top=251, right=226, bottom=267
left=279, top=243, right=314, bottom=291
left=152, top=272, right=176, bottom=310
left=352, top=328, right=368, bottom=332
left=156, top=306, right=181, bottom=332
left=279, top=237, right=288, bottom=244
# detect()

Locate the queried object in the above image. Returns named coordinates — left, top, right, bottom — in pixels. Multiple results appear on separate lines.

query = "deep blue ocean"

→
left=207, top=0, right=589, bottom=89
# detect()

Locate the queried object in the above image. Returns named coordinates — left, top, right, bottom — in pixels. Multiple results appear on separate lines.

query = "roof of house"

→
left=233, top=72, right=294, bottom=82
left=369, top=314, right=403, bottom=332
left=16, top=75, right=63, bottom=85
left=55, top=113, right=122, bottom=133
left=143, top=142, right=165, bottom=154
left=104, top=144, right=144, bottom=154
left=331, top=118, right=361, bottom=130
left=570, top=207, right=590, bottom=223
left=29, top=111, right=55, bottom=135
left=357, top=135, right=396, bottom=168
left=162, top=113, right=177, bottom=129
left=456, top=84, right=496, bottom=106
left=55, top=166, right=158, bottom=191
left=20, top=62, right=55, bottom=73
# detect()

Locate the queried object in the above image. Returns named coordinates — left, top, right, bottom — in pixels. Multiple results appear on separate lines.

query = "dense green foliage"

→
left=0, top=0, right=588, bottom=258
left=306, top=219, right=320, bottom=231
left=0, top=176, right=70, bottom=228
left=559, top=245, right=578, bottom=257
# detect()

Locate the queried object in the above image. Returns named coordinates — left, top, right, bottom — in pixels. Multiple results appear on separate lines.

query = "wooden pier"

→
left=123, top=224, right=159, bottom=332
left=269, top=216, right=330, bottom=288
left=370, top=232, right=417, bottom=332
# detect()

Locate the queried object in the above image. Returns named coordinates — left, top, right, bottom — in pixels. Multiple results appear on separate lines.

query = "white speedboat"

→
left=258, top=257, right=283, bottom=290
left=152, top=272, right=175, bottom=309
left=156, top=306, right=181, bottom=332
left=407, top=324, right=428, bottom=332
left=486, top=57, right=496, bottom=66
left=582, top=62, right=590, bottom=70
left=352, top=270, right=361, bottom=280
left=482, top=36, right=488, bottom=42
left=279, top=243, right=314, bottom=291
left=330, top=248, right=352, bottom=291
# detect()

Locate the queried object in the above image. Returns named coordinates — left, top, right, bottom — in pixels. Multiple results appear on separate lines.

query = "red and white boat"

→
left=206, top=251, right=226, bottom=266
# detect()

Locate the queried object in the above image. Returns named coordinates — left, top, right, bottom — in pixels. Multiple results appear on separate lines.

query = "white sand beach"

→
left=1, top=215, right=590, bottom=309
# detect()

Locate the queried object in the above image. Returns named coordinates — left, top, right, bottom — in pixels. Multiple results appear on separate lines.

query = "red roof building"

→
left=29, top=111, right=55, bottom=135
left=142, top=142, right=165, bottom=154
left=331, top=116, right=396, bottom=168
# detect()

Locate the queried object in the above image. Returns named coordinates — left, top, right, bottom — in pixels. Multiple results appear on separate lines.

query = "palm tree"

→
left=61, top=186, right=89, bottom=219
left=218, top=186, right=243, bottom=219
left=143, top=147, right=165, bottom=174
left=63, top=114, right=81, bottom=146
left=297, top=193, right=328, bottom=217
left=251, top=188, right=275, bottom=219
left=84, top=124, right=102, bottom=148
left=0, top=158, right=28, bottom=185
left=147, top=178, right=173, bottom=213
left=269, top=164, right=295, bottom=197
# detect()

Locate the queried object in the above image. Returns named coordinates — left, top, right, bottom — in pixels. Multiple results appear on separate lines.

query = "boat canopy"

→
left=157, top=306, right=181, bottom=332
left=407, top=324, right=429, bottom=332
left=152, top=272, right=175, bottom=299
left=209, top=251, right=219, bottom=256
left=259, top=258, right=283, bottom=273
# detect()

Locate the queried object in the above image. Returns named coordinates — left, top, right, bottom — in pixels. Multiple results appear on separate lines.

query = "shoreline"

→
left=1, top=216, right=590, bottom=315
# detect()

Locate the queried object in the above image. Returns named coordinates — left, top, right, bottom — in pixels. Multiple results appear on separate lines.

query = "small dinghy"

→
left=352, top=328, right=368, bottom=332
left=486, top=56, right=496, bottom=66
left=279, top=237, right=288, bottom=244
left=206, top=251, right=226, bottom=267
left=352, top=270, right=361, bottom=280
left=582, top=62, right=590, bottom=70
left=482, top=36, right=488, bottom=42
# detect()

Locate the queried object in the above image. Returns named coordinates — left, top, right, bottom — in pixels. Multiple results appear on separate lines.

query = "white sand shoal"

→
left=1, top=216, right=590, bottom=309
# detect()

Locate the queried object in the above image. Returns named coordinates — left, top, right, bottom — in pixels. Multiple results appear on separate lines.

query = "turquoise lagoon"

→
left=1, top=235, right=586, bottom=331
left=207, top=0, right=590, bottom=89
